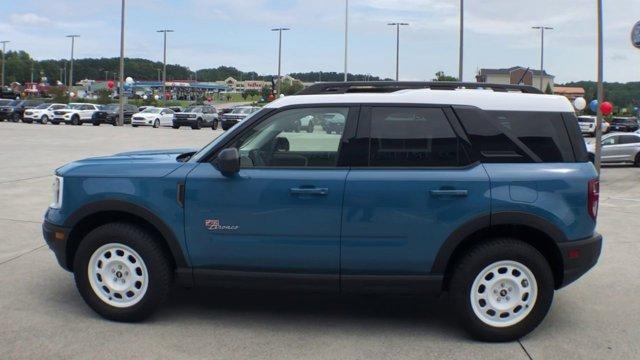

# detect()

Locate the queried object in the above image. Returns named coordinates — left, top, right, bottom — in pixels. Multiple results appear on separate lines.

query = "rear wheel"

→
left=73, top=223, right=172, bottom=322
left=212, top=119, right=218, bottom=130
left=41, top=115, right=49, bottom=124
left=450, top=238, right=554, bottom=342
left=634, top=153, right=640, bottom=167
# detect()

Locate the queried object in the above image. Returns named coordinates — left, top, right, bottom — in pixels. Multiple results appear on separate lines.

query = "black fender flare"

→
left=64, top=199, right=188, bottom=267
left=431, top=211, right=566, bottom=274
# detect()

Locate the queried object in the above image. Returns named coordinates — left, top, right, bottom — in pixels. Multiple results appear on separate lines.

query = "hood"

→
left=56, top=148, right=197, bottom=178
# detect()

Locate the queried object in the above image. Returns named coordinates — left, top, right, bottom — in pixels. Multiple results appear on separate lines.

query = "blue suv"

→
left=43, top=82, right=602, bottom=341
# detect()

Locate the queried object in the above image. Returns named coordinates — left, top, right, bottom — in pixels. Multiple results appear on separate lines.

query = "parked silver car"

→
left=587, top=132, right=640, bottom=166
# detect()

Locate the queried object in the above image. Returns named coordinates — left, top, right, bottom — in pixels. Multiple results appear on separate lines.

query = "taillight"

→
left=588, top=178, right=599, bottom=220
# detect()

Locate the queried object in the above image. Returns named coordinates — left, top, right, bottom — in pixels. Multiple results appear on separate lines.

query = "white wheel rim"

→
left=88, top=243, right=149, bottom=308
left=470, top=260, right=538, bottom=328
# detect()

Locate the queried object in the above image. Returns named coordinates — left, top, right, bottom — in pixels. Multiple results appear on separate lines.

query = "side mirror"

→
left=215, top=148, right=240, bottom=174
left=275, top=137, right=290, bottom=152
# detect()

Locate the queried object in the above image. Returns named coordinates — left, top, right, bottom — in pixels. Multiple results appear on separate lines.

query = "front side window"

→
left=227, top=107, right=349, bottom=168
left=602, top=136, right=619, bottom=146
left=368, top=107, right=461, bottom=167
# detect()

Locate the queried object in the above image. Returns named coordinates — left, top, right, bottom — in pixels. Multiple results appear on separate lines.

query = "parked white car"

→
left=52, top=103, right=101, bottom=125
left=23, top=103, right=67, bottom=124
left=578, top=115, right=609, bottom=136
left=131, top=107, right=175, bottom=128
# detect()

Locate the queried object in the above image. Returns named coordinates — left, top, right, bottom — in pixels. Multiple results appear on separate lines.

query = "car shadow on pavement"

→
left=156, top=286, right=466, bottom=338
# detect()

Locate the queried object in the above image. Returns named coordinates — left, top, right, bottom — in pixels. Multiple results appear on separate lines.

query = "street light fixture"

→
left=0, top=40, right=9, bottom=88
left=532, top=26, right=553, bottom=91
left=271, top=27, right=290, bottom=96
left=66, top=35, right=80, bottom=89
left=157, top=29, right=174, bottom=105
left=387, top=22, right=409, bottom=81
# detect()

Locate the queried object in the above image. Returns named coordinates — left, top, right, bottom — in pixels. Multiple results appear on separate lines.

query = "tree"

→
left=433, top=71, right=458, bottom=82
left=96, top=89, right=112, bottom=104
left=48, top=87, right=69, bottom=103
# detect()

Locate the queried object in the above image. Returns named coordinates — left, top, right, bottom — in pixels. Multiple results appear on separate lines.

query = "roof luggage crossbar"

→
left=297, top=81, right=543, bottom=95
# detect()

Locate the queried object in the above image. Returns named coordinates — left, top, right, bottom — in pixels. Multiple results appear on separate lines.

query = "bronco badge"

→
left=205, top=219, right=239, bottom=231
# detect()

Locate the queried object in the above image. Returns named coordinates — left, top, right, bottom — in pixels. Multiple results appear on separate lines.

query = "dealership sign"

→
left=632, top=21, right=640, bottom=49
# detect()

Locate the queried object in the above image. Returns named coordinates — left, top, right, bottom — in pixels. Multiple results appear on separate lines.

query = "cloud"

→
left=10, top=13, right=52, bottom=27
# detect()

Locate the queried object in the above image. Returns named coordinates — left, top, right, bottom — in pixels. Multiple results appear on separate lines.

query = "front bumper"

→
left=43, top=220, right=72, bottom=271
left=558, top=232, right=602, bottom=288
left=0, top=111, right=16, bottom=120
left=173, top=118, right=198, bottom=126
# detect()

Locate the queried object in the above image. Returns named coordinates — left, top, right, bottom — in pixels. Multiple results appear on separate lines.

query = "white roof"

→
left=265, top=89, right=575, bottom=113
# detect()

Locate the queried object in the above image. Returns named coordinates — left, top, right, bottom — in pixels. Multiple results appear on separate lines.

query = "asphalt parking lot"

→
left=1, top=122, right=639, bottom=359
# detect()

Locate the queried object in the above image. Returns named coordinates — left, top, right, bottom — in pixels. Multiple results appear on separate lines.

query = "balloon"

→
left=142, top=95, right=148, bottom=100
left=600, top=101, right=613, bottom=116
left=69, top=92, right=76, bottom=98
left=573, top=97, right=586, bottom=111
left=589, top=100, right=598, bottom=112
left=125, top=77, right=134, bottom=84
left=107, top=80, right=115, bottom=89
left=634, top=107, right=639, bottom=112
left=154, top=94, right=160, bottom=100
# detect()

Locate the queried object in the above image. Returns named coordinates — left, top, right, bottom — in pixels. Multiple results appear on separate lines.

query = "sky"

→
left=1, top=0, right=639, bottom=83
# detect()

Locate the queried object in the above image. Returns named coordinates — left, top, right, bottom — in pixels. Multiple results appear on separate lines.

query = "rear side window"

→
left=368, top=107, right=461, bottom=167
left=455, top=108, right=575, bottom=163
left=620, top=135, right=640, bottom=144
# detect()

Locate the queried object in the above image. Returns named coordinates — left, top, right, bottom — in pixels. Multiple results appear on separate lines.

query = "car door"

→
left=203, top=106, right=214, bottom=124
left=601, top=135, right=621, bottom=162
left=185, top=106, right=356, bottom=287
left=618, top=135, right=640, bottom=162
left=340, top=106, right=490, bottom=288
left=160, top=109, right=174, bottom=126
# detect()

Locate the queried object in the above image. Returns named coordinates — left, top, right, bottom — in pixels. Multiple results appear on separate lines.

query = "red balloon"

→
left=600, top=101, right=613, bottom=116
left=107, top=80, right=115, bottom=89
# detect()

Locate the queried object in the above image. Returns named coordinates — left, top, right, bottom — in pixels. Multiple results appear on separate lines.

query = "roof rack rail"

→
left=297, top=81, right=543, bottom=95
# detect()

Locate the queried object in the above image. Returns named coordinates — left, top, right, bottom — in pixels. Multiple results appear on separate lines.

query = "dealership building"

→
left=476, top=66, right=554, bottom=92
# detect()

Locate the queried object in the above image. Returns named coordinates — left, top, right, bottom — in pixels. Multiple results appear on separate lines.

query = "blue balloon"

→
left=589, top=100, right=598, bottom=112
left=634, top=107, right=639, bottom=112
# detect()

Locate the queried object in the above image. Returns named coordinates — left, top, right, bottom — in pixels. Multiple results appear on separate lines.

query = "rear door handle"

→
left=290, top=187, right=329, bottom=196
left=429, top=189, right=468, bottom=197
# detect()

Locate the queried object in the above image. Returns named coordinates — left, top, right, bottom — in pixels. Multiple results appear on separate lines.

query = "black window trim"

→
left=354, top=103, right=477, bottom=170
left=199, top=104, right=360, bottom=169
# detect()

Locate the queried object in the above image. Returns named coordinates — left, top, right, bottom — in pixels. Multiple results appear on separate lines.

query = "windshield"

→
left=184, top=106, right=202, bottom=113
left=7, top=100, right=21, bottom=106
left=141, top=107, right=162, bottom=114
left=102, top=104, right=119, bottom=111
left=578, top=117, right=595, bottom=123
left=35, top=103, right=51, bottom=109
left=69, top=104, right=84, bottom=110
left=231, top=107, right=255, bottom=115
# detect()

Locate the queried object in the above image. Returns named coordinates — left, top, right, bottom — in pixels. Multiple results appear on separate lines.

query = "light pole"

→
left=344, top=0, right=349, bottom=82
left=118, top=0, right=126, bottom=126
left=157, top=29, right=173, bottom=105
left=271, top=27, right=290, bottom=95
left=388, top=22, right=409, bottom=81
left=458, top=0, right=464, bottom=81
left=1, top=41, right=10, bottom=88
left=594, top=0, right=604, bottom=173
left=532, top=26, right=553, bottom=91
left=66, top=35, right=80, bottom=88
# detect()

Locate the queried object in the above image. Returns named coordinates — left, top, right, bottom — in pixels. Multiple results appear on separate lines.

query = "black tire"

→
left=41, top=115, right=49, bottom=124
left=212, top=119, right=218, bottom=130
left=192, top=118, right=202, bottom=130
left=449, top=238, right=554, bottom=342
left=51, top=120, right=60, bottom=125
left=71, top=115, right=80, bottom=126
left=634, top=153, right=640, bottom=167
left=153, top=119, right=160, bottom=128
left=11, top=113, right=19, bottom=122
left=172, top=125, right=179, bottom=129
left=93, top=122, right=100, bottom=126
left=23, top=118, right=33, bottom=124
left=132, top=125, right=138, bottom=128
left=73, top=222, right=172, bottom=322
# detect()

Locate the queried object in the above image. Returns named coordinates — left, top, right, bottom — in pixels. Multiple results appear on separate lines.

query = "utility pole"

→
left=104, top=71, right=109, bottom=81
left=66, top=35, right=80, bottom=89
left=344, top=0, right=349, bottom=82
left=118, top=0, right=126, bottom=126
left=271, top=27, right=290, bottom=96
left=0, top=41, right=10, bottom=88
left=388, top=22, right=409, bottom=81
left=157, top=29, right=174, bottom=105
left=594, top=0, right=604, bottom=173
left=458, top=0, right=464, bottom=81
left=532, top=26, right=553, bottom=91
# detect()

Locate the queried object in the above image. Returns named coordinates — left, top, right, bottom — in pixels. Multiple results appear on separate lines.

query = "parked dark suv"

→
left=609, top=117, right=639, bottom=132
left=43, top=82, right=601, bottom=342
left=91, top=104, right=139, bottom=125
left=0, top=99, right=44, bottom=122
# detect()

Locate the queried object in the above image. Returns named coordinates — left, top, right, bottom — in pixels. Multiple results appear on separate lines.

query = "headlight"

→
left=50, top=176, right=63, bottom=209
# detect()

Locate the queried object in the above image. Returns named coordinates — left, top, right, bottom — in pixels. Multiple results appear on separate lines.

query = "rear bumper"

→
left=43, top=220, right=71, bottom=271
left=558, top=233, right=602, bottom=288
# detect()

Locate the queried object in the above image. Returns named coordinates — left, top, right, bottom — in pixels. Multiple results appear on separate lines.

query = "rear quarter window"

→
left=455, top=107, right=576, bottom=163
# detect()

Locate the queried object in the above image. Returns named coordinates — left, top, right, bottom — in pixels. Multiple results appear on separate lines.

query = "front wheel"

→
left=153, top=119, right=160, bottom=128
left=41, top=115, right=49, bottom=124
left=71, top=115, right=80, bottom=126
left=73, top=223, right=172, bottom=322
left=212, top=120, right=218, bottom=130
left=449, top=239, right=554, bottom=342
left=634, top=153, right=640, bottom=167
left=192, top=118, right=202, bottom=130
left=11, top=113, right=19, bottom=122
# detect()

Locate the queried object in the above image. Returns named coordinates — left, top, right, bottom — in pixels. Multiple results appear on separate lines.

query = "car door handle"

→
left=429, top=189, right=468, bottom=197
left=290, top=187, right=329, bottom=196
